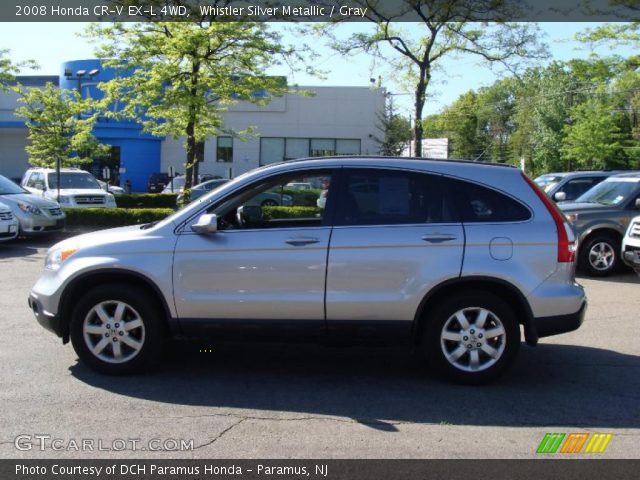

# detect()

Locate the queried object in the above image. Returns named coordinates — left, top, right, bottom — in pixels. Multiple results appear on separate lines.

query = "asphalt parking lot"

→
left=0, top=234, right=638, bottom=459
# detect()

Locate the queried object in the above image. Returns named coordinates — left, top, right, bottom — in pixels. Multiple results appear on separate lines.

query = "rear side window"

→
left=336, top=169, right=449, bottom=226
left=446, top=178, right=531, bottom=223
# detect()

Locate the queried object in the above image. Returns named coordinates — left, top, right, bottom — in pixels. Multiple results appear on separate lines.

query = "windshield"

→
left=575, top=179, right=639, bottom=206
left=534, top=175, right=562, bottom=193
left=0, top=175, right=27, bottom=195
left=48, top=172, right=100, bottom=190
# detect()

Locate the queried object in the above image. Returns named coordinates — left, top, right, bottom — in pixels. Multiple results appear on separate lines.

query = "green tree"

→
left=562, top=94, right=627, bottom=170
left=89, top=20, right=294, bottom=190
left=374, top=98, right=412, bottom=155
left=0, top=49, right=37, bottom=90
left=325, top=0, right=547, bottom=156
left=15, top=83, right=108, bottom=169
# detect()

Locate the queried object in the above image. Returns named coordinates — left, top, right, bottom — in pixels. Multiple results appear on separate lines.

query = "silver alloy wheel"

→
left=440, top=307, right=506, bottom=373
left=82, top=300, right=146, bottom=364
left=588, top=241, right=615, bottom=271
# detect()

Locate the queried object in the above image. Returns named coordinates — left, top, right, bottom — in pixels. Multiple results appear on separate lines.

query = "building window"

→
left=216, top=136, right=233, bottom=163
left=285, top=138, right=309, bottom=160
left=260, top=138, right=285, bottom=165
left=336, top=139, right=361, bottom=155
left=260, top=137, right=362, bottom=165
left=196, top=141, right=205, bottom=163
left=310, top=139, right=336, bottom=157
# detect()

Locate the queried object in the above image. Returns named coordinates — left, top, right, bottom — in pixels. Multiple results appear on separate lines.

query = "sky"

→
left=0, top=21, right=631, bottom=116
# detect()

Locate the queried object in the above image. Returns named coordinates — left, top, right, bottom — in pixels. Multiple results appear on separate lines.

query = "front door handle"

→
left=421, top=233, right=457, bottom=243
left=286, top=236, right=320, bottom=246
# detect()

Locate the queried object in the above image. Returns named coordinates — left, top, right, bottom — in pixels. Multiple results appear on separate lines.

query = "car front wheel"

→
left=424, top=292, right=520, bottom=384
left=70, top=285, right=165, bottom=375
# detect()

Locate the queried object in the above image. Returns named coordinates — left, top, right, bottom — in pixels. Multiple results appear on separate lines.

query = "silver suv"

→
left=29, top=157, right=586, bottom=384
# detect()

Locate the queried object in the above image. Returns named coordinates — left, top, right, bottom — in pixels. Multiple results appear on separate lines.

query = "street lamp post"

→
left=59, top=68, right=99, bottom=200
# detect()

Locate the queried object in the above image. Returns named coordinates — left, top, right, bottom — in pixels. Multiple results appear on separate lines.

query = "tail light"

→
left=522, top=173, right=576, bottom=263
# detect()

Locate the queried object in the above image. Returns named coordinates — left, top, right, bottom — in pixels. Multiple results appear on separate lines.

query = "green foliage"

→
left=0, top=49, right=37, bottom=91
left=323, top=1, right=547, bottom=155
left=87, top=20, right=296, bottom=190
left=63, top=208, right=174, bottom=228
left=262, top=206, right=322, bottom=220
left=14, top=83, right=109, bottom=168
left=374, top=100, right=412, bottom=156
left=115, top=193, right=178, bottom=209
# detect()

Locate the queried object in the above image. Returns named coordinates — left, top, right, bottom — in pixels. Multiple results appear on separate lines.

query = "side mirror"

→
left=554, top=191, right=566, bottom=202
left=237, top=205, right=264, bottom=226
left=191, top=213, right=218, bottom=234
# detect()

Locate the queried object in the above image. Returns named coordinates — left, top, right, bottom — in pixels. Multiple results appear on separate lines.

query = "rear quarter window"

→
left=446, top=178, right=531, bottom=223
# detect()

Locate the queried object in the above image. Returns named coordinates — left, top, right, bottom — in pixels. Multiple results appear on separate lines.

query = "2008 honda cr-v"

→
left=28, top=157, right=587, bottom=384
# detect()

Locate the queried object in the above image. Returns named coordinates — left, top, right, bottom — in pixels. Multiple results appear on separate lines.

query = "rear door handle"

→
left=286, top=236, right=320, bottom=246
left=421, top=233, right=457, bottom=243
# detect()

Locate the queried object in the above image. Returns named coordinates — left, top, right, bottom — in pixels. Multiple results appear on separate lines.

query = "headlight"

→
left=17, top=202, right=43, bottom=215
left=44, top=247, right=77, bottom=271
left=58, top=195, right=71, bottom=204
left=566, top=213, right=579, bottom=223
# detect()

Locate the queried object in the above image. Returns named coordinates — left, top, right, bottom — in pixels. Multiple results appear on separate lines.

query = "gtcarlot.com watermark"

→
left=14, top=434, right=194, bottom=452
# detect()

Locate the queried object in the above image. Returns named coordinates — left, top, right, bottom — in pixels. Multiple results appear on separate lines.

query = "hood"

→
left=558, top=202, right=617, bottom=213
left=0, top=193, right=60, bottom=208
left=51, top=224, right=150, bottom=252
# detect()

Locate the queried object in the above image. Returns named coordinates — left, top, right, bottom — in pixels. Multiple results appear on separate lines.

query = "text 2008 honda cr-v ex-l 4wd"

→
left=28, top=157, right=586, bottom=384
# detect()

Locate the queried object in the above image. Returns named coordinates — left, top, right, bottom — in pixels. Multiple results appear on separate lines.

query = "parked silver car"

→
left=0, top=201, right=18, bottom=242
left=0, top=174, right=65, bottom=235
left=29, top=157, right=586, bottom=384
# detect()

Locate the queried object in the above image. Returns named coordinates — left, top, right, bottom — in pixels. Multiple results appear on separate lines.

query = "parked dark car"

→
left=559, top=172, right=640, bottom=276
left=534, top=171, right=626, bottom=203
left=147, top=173, right=173, bottom=193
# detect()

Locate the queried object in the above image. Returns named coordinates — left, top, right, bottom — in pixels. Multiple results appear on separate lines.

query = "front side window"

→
left=335, top=169, right=447, bottom=226
left=206, top=170, right=333, bottom=231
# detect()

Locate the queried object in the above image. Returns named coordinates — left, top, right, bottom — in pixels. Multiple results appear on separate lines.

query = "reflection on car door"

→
left=325, top=168, right=464, bottom=337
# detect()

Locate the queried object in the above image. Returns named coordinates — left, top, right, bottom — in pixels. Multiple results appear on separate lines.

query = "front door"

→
left=173, top=169, right=336, bottom=331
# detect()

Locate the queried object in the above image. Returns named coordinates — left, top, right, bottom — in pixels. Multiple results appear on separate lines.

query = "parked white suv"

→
left=21, top=168, right=117, bottom=209
left=622, top=215, right=640, bottom=275
left=29, top=157, right=586, bottom=384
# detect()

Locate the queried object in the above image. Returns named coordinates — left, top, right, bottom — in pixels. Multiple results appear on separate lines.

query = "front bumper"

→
left=28, top=293, right=67, bottom=341
left=534, top=301, right=587, bottom=338
left=622, top=246, right=640, bottom=272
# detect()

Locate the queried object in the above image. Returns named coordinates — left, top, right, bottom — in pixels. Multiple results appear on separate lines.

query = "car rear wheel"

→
left=70, top=285, right=165, bottom=375
left=424, top=292, right=520, bottom=385
left=580, top=234, right=620, bottom=277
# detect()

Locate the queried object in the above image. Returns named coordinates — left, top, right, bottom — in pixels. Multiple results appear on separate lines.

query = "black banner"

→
left=4, top=460, right=640, bottom=480
left=2, top=0, right=640, bottom=22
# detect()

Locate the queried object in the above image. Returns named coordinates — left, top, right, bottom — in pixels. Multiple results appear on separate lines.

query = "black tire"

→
left=579, top=233, right=620, bottom=277
left=261, top=199, right=278, bottom=207
left=70, top=284, right=165, bottom=375
left=423, top=291, right=520, bottom=385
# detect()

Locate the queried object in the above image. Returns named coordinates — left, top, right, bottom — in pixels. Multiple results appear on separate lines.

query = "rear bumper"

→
left=534, top=301, right=587, bottom=338
left=28, top=293, right=66, bottom=341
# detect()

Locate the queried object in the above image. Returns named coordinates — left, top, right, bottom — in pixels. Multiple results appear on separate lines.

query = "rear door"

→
left=325, top=168, right=464, bottom=337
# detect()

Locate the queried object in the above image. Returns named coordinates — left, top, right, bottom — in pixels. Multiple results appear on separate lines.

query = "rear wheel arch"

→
left=413, top=277, right=535, bottom=346
left=59, top=270, right=174, bottom=342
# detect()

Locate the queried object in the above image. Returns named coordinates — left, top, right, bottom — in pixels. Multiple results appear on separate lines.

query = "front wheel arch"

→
left=59, top=270, right=174, bottom=343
